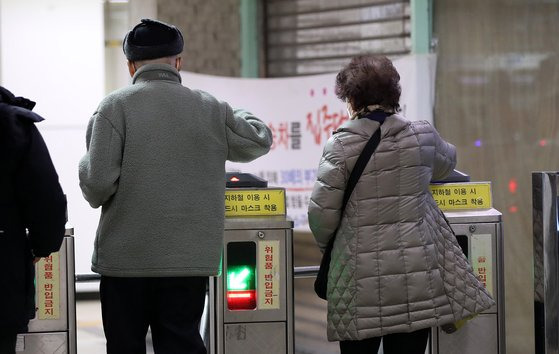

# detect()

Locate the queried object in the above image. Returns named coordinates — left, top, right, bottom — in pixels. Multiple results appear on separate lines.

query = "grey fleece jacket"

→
left=79, top=64, right=272, bottom=277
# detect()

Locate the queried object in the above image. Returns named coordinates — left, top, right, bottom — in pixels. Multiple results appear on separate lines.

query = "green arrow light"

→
left=228, top=266, right=252, bottom=290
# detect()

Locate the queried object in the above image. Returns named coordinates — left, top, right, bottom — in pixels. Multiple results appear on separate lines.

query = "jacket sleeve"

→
left=225, top=106, right=273, bottom=162
left=78, top=112, right=123, bottom=208
left=431, top=126, right=457, bottom=181
left=19, top=125, right=66, bottom=257
left=307, top=136, right=346, bottom=251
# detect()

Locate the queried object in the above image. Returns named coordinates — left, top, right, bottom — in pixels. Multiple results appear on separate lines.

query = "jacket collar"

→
left=132, top=64, right=182, bottom=85
left=0, top=86, right=43, bottom=123
left=0, top=86, right=36, bottom=110
left=336, top=113, right=410, bottom=138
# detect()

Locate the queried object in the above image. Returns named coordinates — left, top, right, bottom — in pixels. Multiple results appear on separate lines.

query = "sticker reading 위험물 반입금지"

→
left=37, top=252, right=61, bottom=320
left=258, top=240, right=280, bottom=310
left=471, top=234, right=494, bottom=297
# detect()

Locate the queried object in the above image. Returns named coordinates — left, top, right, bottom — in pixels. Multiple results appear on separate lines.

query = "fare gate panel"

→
left=18, top=232, right=76, bottom=354
left=212, top=173, right=294, bottom=354
left=447, top=222, right=500, bottom=313
left=532, top=171, right=559, bottom=354
left=430, top=209, right=505, bottom=354
left=435, top=314, right=499, bottom=354
left=224, top=322, right=286, bottom=354
left=210, top=177, right=294, bottom=354
left=15, top=333, right=68, bottom=354
left=222, top=228, right=289, bottom=324
left=213, top=219, right=294, bottom=354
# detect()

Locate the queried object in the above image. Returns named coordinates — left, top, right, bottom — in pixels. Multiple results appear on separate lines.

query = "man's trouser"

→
left=0, top=332, right=17, bottom=354
left=100, top=276, right=207, bottom=354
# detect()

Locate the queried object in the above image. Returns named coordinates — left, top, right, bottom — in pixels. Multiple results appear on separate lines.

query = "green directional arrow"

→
left=227, top=266, right=252, bottom=290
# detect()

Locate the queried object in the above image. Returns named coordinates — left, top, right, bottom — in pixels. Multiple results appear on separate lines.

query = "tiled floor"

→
left=75, top=284, right=336, bottom=354
left=74, top=232, right=390, bottom=354
left=74, top=232, right=339, bottom=354
left=76, top=300, right=107, bottom=354
left=76, top=299, right=154, bottom=354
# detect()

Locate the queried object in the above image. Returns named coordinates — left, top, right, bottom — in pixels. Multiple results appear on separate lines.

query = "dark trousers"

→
left=0, top=332, right=17, bottom=354
left=340, top=328, right=430, bottom=354
left=100, top=276, right=207, bottom=354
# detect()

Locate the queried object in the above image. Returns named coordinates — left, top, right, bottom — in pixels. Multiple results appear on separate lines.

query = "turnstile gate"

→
left=212, top=217, right=294, bottom=354
left=533, top=172, right=559, bottom=354
left=430, top=208, right=505, bottom=353
left=17, top=228, right=76, bottom=354
left=209, top=180, right=294, bottom=354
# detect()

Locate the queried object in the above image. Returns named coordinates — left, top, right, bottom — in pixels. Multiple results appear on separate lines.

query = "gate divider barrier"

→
left=19, top=228, right=76, bottom=354
left=532, top=171, right=559, bottom=354
left=75, top=266, right=321, bottom=283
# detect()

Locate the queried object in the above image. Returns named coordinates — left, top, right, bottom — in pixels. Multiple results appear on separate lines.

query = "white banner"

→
left=181, top=54, right=437, bottom=230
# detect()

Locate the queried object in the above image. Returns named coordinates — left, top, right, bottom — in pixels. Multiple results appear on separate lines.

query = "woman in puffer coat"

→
left=307, top=55, right=494, bottom=354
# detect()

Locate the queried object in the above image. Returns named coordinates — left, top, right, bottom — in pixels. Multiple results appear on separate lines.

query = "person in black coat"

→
left=0, top=86, right=66, bottom=353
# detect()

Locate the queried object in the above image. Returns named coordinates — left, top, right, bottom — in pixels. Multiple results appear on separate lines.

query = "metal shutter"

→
left=265, top=0, right=411, bottom=77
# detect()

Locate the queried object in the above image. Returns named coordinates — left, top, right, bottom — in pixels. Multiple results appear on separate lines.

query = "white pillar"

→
left=128, top=0, right=157, bottom=25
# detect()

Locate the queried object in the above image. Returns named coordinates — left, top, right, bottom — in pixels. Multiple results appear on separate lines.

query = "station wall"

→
left=434, top=1, right=559, bottom=353
left=157, top=0, right=243, bottom=77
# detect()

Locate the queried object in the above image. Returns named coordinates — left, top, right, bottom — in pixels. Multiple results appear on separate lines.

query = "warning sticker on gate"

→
left=429, top=182, right=492, bottom=210
left=258, top=240, right=280, bottom=309
left=37, top=252, right=60, bottom=320
left=225, top=188, right=286, bottom=217
left=471, top=234, right=494, bottom=297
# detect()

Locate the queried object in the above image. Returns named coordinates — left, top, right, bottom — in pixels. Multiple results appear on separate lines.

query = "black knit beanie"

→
left=123, top=19, right=184, bottom=61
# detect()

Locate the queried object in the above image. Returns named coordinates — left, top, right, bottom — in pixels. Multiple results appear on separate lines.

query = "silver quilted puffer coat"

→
left=308, top=114, right=494, bottom=341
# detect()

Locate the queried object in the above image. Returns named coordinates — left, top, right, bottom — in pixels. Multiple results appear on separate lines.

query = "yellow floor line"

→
left=77, top=320, right=103, bottom=327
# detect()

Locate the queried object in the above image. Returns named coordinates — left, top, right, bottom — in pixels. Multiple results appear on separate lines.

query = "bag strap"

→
left=323, top=121, right=384, bottom=251
left=342, top=126, right=382, bottom=210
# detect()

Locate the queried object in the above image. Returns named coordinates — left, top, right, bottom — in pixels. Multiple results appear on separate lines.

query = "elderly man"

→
left=0, top=86, right=66, bottom=354
left=79, top=19, right=272, bottom=354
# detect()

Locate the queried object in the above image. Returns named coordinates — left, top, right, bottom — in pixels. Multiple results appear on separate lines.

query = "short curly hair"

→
left=335, top=55, right=401, bottom=113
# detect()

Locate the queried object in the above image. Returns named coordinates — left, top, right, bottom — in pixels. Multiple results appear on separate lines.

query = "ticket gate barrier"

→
left=429, top=181, right=505, bottom=354
left=532, top=172, right=559, bottom=354
left=209, top=180, right=294, bottom=354
left=17, top=228, right=76, bottom=354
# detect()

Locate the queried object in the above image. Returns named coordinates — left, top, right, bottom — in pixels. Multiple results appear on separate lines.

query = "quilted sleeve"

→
left=307, top=136, right=346, bottom=251
left=431, top=126, right=457, bottom=181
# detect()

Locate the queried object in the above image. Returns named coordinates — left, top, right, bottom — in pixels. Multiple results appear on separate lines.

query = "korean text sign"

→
left=181, top=54, right=437, bottom=230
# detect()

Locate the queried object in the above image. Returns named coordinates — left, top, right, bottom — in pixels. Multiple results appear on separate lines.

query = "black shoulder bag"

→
left=314, top=118, right=384, bottom=300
